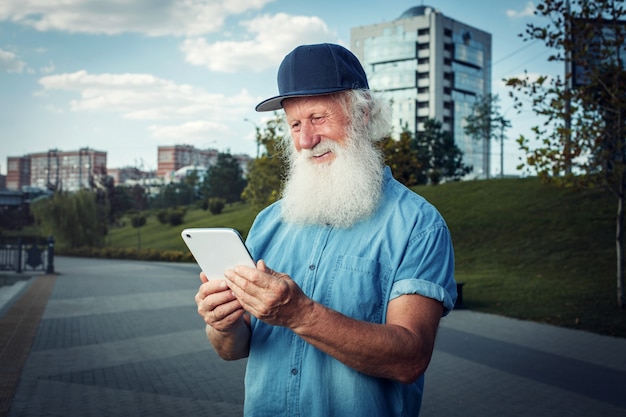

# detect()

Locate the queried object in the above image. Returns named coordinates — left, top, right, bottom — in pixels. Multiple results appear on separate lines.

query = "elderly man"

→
left=195, top=43, right=457, bottom=417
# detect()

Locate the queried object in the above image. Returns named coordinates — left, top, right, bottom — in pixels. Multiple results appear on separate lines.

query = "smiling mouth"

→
left=313, top=149, right=332, bottom=158
left=311, top=142, right=336, bottom=158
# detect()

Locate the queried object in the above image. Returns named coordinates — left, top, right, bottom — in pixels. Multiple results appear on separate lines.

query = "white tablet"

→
left=181, top=228, right=255, bottom=279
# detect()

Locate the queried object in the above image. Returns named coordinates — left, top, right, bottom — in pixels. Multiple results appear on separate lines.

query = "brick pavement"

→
left=0, top=273, right=56, bottom=416
left=1, top=257, right=246, bottom=417
left=1, top=256, right=625, bottom=417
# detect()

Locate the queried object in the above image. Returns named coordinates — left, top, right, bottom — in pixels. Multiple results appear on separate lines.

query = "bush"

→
left=131, top=214, right=146, bottom=228
left=156, top=210, right=169, bottom=224
left=208, top=198, right=226, bottom=215
left=196, top=199, right=209, bottom=211
left=56, top=246, right=192, bottom=263
left=168, top=208, right=186, bottom=226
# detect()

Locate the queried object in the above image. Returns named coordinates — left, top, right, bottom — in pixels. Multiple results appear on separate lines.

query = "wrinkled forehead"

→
left=283, top=93, right=350, bottom=118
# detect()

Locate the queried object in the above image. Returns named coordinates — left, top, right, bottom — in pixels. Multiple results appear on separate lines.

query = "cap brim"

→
left=255, top=87, right=351, bottom=112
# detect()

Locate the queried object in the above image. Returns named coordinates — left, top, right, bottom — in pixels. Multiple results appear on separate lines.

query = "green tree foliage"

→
left=207, top=197, right=226, bottom=214
left=167, top=207, right=186, bottom=226
left=381, top=130, right=424, bottom=186
left=463, top=94, right=511, bottom=178
left=205, top=152, right=247, bottom=203
left=108, top=185, right=136, bottom=223
left=151, top=183, right=195, bottom=209
left=415, top=119, right=473, bottom=185
left=130, top=212, right=146, bottom=250
left=505, top=0, right=626, bottom=308
left=30, top=190, right=107, bottom=248
left=241, top=114, right=287, bottom=210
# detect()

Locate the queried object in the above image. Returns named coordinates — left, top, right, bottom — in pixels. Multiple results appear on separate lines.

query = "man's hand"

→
left=222, top=260, right=443, bottom=383
left=224, top=260, right=314, bottom=329
left=195, top=273, right=245, bottom=332
left=195, top=272, right=251, bottom=360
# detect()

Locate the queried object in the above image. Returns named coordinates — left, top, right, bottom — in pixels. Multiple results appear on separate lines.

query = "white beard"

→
left=280, top=136, right=384, bottom=228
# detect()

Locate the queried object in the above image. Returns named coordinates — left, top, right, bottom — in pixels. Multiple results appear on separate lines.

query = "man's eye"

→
left=311, top=116, right=325, bottom=124
left=290, top=122, right=301, bottom=131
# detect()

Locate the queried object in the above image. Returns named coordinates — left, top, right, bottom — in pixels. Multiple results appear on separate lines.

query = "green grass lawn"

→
left=27, top=177, right=625, bottom=337
left=416, top=178, right=622, bottom=337
left=105, top=202, right=257, bottom=253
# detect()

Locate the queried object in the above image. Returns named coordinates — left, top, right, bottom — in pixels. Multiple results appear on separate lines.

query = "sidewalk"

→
left=1, top=256, right=625, bottom=416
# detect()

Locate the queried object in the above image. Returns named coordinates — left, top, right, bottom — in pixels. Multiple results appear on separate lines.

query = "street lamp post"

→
left=244, top=118, right=261, bottom=158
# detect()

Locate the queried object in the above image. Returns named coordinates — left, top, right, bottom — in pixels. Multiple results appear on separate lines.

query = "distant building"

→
left=157, top=145, right=252, bottom=181
left=6, top=148, right=107, bottom=192
left=351, top=4, right=492, bottom=178
left=108, top=167, right=155, bottom=186
left=6, top=156, right=30, bottom=191
left=157, top=145, right=218, bottom=179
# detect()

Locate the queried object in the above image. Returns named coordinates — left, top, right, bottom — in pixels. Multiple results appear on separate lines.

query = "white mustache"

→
left=300, top=141, right=341, bottom=158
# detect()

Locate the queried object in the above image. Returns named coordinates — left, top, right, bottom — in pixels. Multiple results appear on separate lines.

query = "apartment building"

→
left=6, top=148, right=107, bottom=192
left=157, top=145, right=252, bottom=180
left=157, top=145, right=218, bottom=179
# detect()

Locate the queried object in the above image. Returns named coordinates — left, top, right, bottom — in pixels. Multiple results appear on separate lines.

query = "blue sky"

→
left=0, top=0, right=559, bottom=176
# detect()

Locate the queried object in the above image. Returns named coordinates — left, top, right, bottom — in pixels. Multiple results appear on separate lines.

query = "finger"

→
left=256, top=259, right=282, bottom=279
left=210, top=305, right=246, bottom=332
left=199, top=271, right=209, bottom=283
left=257, top=259, right=268, bottom=273
left=210, top=298, right=245, bottom=322
left=224, top=267, right=251, bottom=292
left=198, top=289, right=243, bottom=323
left=196, top=280, right=233, bottom=310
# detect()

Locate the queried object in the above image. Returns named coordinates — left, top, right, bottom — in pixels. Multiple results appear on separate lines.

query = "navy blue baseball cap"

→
left=255, top=43, right=369, bottom=112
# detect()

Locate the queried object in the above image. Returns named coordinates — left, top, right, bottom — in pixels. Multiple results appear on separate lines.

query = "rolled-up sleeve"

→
left=390, top=222, right=457, bottom=315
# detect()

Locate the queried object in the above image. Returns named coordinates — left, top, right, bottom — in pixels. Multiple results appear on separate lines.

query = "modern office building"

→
left=6, top=148, right=107, bottom=192
left=351, top=4, right=492, bottom=178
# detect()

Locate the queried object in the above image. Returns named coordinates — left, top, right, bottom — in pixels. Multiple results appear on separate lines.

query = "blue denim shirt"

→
left=244, top=167, right=456, bottom=417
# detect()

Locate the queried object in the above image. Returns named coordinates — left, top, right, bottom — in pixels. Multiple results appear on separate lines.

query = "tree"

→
left=241, top=114, right=287, bottom=210
left=464, top=94, right=512, bottom=178
left=130, top=212, right=146, bottom=250
left=30, top=190, right=107, bottom=248
left=108, top=185, right=135, bottom=224
left=205, top=152, right=247, bottom=204
left=381, top=130, right=425, bottom=186
left=505, top=0, right=626, bottom=308
left=415, top=119, right=473, bottom=185
left=151, top=183, right=193, bottom=209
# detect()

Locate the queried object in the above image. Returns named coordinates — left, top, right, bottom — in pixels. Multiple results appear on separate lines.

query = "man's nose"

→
left=297, top=121, right=321, bottom=150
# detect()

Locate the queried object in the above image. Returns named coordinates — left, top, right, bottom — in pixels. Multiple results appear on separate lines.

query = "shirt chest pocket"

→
left=323, top=255, right=392, bottom=323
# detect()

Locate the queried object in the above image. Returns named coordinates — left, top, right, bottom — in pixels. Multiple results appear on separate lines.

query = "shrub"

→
left=131, top=214, right=146, bottom=228
left=168, top=208, right=186, bottom=226
left=156, top=210, right=169, bottom=224
left=207, top=198, right=226, bottom=215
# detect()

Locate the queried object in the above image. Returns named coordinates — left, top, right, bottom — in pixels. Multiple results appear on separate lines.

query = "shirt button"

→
left=291, top=368, right=298, bottom=375
left=309, top=264, right=315, bottom=270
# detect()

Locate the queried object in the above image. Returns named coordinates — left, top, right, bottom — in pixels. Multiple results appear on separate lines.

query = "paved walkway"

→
left=1, top=256, right=625, bottom=416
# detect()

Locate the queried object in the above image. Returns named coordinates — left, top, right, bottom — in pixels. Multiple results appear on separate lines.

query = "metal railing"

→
left=0, top=236, right=55, bottom=274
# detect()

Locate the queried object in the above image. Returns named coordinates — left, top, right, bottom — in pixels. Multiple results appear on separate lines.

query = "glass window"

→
left=454, top=43, right=483, bottom=67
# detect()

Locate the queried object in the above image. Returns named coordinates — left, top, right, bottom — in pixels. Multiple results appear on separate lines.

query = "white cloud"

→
left=181, top=12, right=338, bottom=72
left=506, top=1, right=535, bottom=19
left=40, top=62, right=55, bottom=74
left=0, top=0, right=275, bottom=37
left=0, top=48, right=27, bottom=73
left=149, top=120, right=228, bottom=142
left=37, top=70, right=257, bottom=142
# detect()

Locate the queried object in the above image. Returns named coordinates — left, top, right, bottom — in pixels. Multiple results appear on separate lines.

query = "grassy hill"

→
left=104, top=177, right=623, bottom=337
left=416, top=178, right=620, bottom=337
